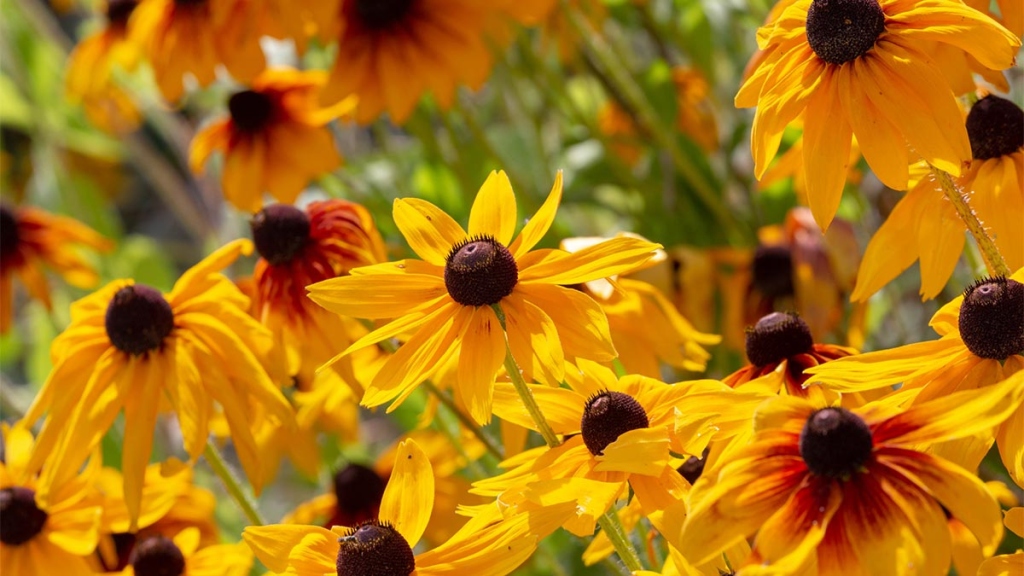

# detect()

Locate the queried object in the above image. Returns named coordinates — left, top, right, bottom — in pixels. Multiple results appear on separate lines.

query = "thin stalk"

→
left=490, top=304, right=561, bottom=448
left=203, top=440, right=266, bottom=526
left=598, top=509, right=645, bottom=573
left=929, top=164, right=1010, bottom=277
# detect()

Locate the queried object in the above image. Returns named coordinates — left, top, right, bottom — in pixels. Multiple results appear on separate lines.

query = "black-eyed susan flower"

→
left=244, top=439, right=574, bottom=576
left=19, top=240, right=294, bottom=525
left=128, top=0, right=265, bottom=102
left=256, top=0, right=338, bottom=55
left=809, top=270, right=1024, bottom=486
left=115, top=528, right=252, bottom=576
left=0, top=203, right=112, bottom=333
left=672, top=374, right=1024, bottom=574
left=0, top=426, right=103, bottom=576
left=978, top=507, right=1023, bottom=575
left=190, top=70, right=355, bottom=213
left=738, top=0, right=1020, bottom=230
left=308, top=171, right=661, bottom=423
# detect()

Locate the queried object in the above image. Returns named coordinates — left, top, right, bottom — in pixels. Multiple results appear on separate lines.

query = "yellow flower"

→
left=671, top=375, right=1024, bottom=574
left=978, top=507, right=1024, bottom=576
left=808, top=269, right=1024, bottom=486
left=0, top=426, right=103, bottom=576
left=308, top=171, right=661, bottom=423
left=19, top=240, right=294, bottom=525
left=0, top=203, right=112, bottom=334
left=115, top=528, right=252, bottom=576
left=738, top=0, right=1020, bottom=230
left=190, top=70, right=354, bottom=213
left=244, top=439, right=573, bottom=576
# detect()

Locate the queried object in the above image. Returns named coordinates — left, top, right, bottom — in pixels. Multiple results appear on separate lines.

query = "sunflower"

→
left=243, top=439, right=574, bottom=576
left=19, top=240, right=295, bottom=526
left=128, top=0, right=265, bottom=102
left=979, top=507, right=1024, bottom=576
left=0, top=203, right=112, bottom=334
left=189, top=70, right=355, bottom=213
left=0, top=426, right=104, bottom=576
left=672, top=374, right=1024, bottom=574
left=308, top=171, right=661, bottom=423
left=318, top=0, right=550, bottom=124
left=114, top=528, right=252, bottom=576
left=737, top=0, right=1020, bottom=230
left=808, top=269, right=1024, bottom=486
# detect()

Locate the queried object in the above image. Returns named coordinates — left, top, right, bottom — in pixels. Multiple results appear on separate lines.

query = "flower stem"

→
left=203, top=439, right=266, bottom=526
left=598, top=509, right=645, bottom=573
left=491, top=304, right=562, bottom=448
left=929, top=164, right=1011, bottom=277
left=422, top=379, right=506, bottom=461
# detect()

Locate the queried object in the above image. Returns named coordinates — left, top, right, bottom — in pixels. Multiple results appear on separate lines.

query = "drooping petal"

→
left=242, top=525, right=336, bottom=574
left=393, top=198, right=466, bottom=266
left=594, top=427, right=671, bottom=476
left=379, top=439, right=435, bottom=549
left=887, top=1, right=1021, bottom=70
left=851, top=185, right=924, bottom=302
left=803, top=67, right=854, bottom=231
left=468, top=171, right=517, bottom=246
left=517, top=283, right=617, bottom=362
left=456, top=306, right=507, bottom=425
left=120, top=352, right=165, bottom=528
left=838, top=61, right=907, bottom=192
left=501, top=292, right=565, bottom=385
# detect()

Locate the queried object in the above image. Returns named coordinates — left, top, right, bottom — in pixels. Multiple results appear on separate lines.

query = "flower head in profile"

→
left=309, top=171, right=661, bottom=423
left=190, top=70, right=354, bottom=213
left=809, top=269, right=1024, bottom=485
left=738, top=0, right=1020, bottom=230
left=0, top=203, right=112, bottom=333
left=673, top=373, right=1024, bottom=574
left=19, top=240, right=294, bottom=526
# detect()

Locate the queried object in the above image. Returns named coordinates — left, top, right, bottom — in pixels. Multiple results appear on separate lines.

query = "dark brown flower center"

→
left=228, top=90, right=275, bottom=133
left=677, top=447, right=710, bottom=485
left=106, top=0, right=139, bottom=26
left=959, top=277, right=1024, bottom=360
left=354, top=0, right=416, bottom=30
left=329, top=463, right=386, bottom=528
left=752, top=245, right=795, bottom=299
left=806, top=0, right=885, bottom=65
left=130, top=535, right=186, bottom=576
left=443, top=235, right=518, bottom=307
left=0, top=204, right=20, bottom=266
left=105, top=284, right=175, bottom=355
left=251, top=204, right=311, bottom=265
left=336, top=521, right=415, bottom=576
left=0, top=487, right=48, bottom=545
left=966, top=95, right=1024, bottom=161
left=745, top=312, right=814, bottom=367
left=799, top=407, right=873, bottom=478
left=581, top=391, right=650, bottom=456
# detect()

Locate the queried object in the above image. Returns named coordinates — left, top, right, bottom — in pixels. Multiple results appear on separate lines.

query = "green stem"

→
left=203, top=440, right=266, bottom=526
left=490, top=304, right=561, bottom=448
left=929, top=164, right=1011, bottom=277
left=598, top=509, right=644, bottom=573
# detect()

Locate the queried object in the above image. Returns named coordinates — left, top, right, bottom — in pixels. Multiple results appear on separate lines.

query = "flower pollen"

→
left=805, top=0, right=885, bottom=65
left=228, top=90, right=275, bottom=133
left=966, top=95, right=1024, bottom=160
left=354, top=0, right=416, bottom=30
left=329, top=463, right=386, bottom=528
left=958, top=277, right=1024, bottom=360
left=130, top=535, right=186, bottom=576
left=251, top=204, right=311, bottom=266
left=799, top=407, right=873, bottom=478
left=336, top=521, right=415, bottom=576
left=752, top=245, right=795, bottom=298
left=581, top=391, right=650, bottom=456
left=0, top=487, right=48, bottom=546
left=745, top=312, right=814, bottom=367
left=444, top=235, right=518, bottom=307
left=105, top=284, right=175, bottom=356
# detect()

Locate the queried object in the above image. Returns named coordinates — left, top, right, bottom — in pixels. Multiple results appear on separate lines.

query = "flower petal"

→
left=517, top=283, right=617, bottom=362
left=379, top=439, right=435, bottom=549
left=242, top=525, right=335, bottom=574
left=468, top=171, right=517, bottom=246
left=307, top=263, right=447, bottom=319
left=595, top=427, right=671, bottom=476
left=509, top=171, right=562, bottom=259
left=803, top=67, right=854, bottom=231
left=492, top=383, right=585, bottom=434
left=518, top=237, right=660, bottom=285
left=456, top=306, right=505, bottom=425
left=393, top=198, right=466, bottom=265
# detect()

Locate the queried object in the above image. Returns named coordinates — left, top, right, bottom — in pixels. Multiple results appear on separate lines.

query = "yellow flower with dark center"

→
left=19, top=240, right=295, bottom=526
left=854, top=96, right=1024, bottom=301
left=308, top=171, right=661, bottom=423
left=244, top=439, right=574, bottom=576
left=117, top=528, right=252, bottom=576
left=0, top=203, right=112, bottom=334
left=738, top=0, right=1020, bottom=230
left=671, top=375, right=1024, bottom=575
left=0, top=427, right=103, bottom=576
left=808, top=270, right=1024, bottom=485
left=190, top=70, right=354, bottom=213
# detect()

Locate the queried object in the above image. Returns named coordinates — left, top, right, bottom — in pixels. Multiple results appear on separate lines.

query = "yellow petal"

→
left=242, top=525, right=335, bottom=574
left=595, top=427, right=670, bottom=476
left=468, top=171, right=517, bottom=246
left=509, top=171, right=563, bottom=259
left=379, top=439, right=435, bottom=549
left=518, top=237, right=660, bottom=285
left=851, top=185, right=924, bottom=302
left=518, top=283, right=617, bottom=362
left=803, top=66, right=853, bottom=231
left=307, top=264, right=447, bottom=319
left=456, top=306, right=506, bottom=425
left=121, top=353, right=165, bottom=529
left=492, top=382, right=585, bottom=434
left=839, top=60, right=908, bottom=192
left=393, top=198, right=466, bottom=266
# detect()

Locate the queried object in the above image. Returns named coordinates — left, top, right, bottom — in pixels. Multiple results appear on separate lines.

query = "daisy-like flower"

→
left=0, top=426, right=103, bottom=576
left=854, top=97, right=1024, bottom=301
left=190, top=70, right=355, bottom=213
left=244, top=439, right=574, bottom=576
left=19, top=240, right=294, bottom=525
left=672, top=373, right=1024, bottom=574
left=308, top=171, right=661, bottom=423
left=128, top=0, right=265, bottom=102
left=809, top=270, right=1024, bottom=485
left=978, top=507, right=1023, bottom=575
left=738, top=0, right=1020, bottom=230
left=0, top=203, right=112, bottom=333
left=115, top=528, right=252, bottom=576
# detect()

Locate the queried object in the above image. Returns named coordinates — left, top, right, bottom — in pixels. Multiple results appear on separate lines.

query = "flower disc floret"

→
left=752, top=245, right=795, bottom=298
left=958, top=277, right=1024, bottom=360
left=333, top=463, right=386, bottom=523
left=0, top=487, right=48, bottom=546
left=105, top=284, right=175, bottom=355
left=251, top=204, right=311, bottom=266
left=745, top=312, right=814, bottom=367
left=805, top=0, right=886, bottom=65
left=355, top=0, right=416, bottom=30
left=228, top=90, right=275, bottom=133
left=581, top=391, right=650, bottom=456
left=443, top=235, right=518, bottom=307
left=336, top=521, right=415, bottom=576
left=966, top=95, right=1024, bottom=160
left=130, top=535, right=186, bottom=576
left=799, top=407, right=873, bottom=478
